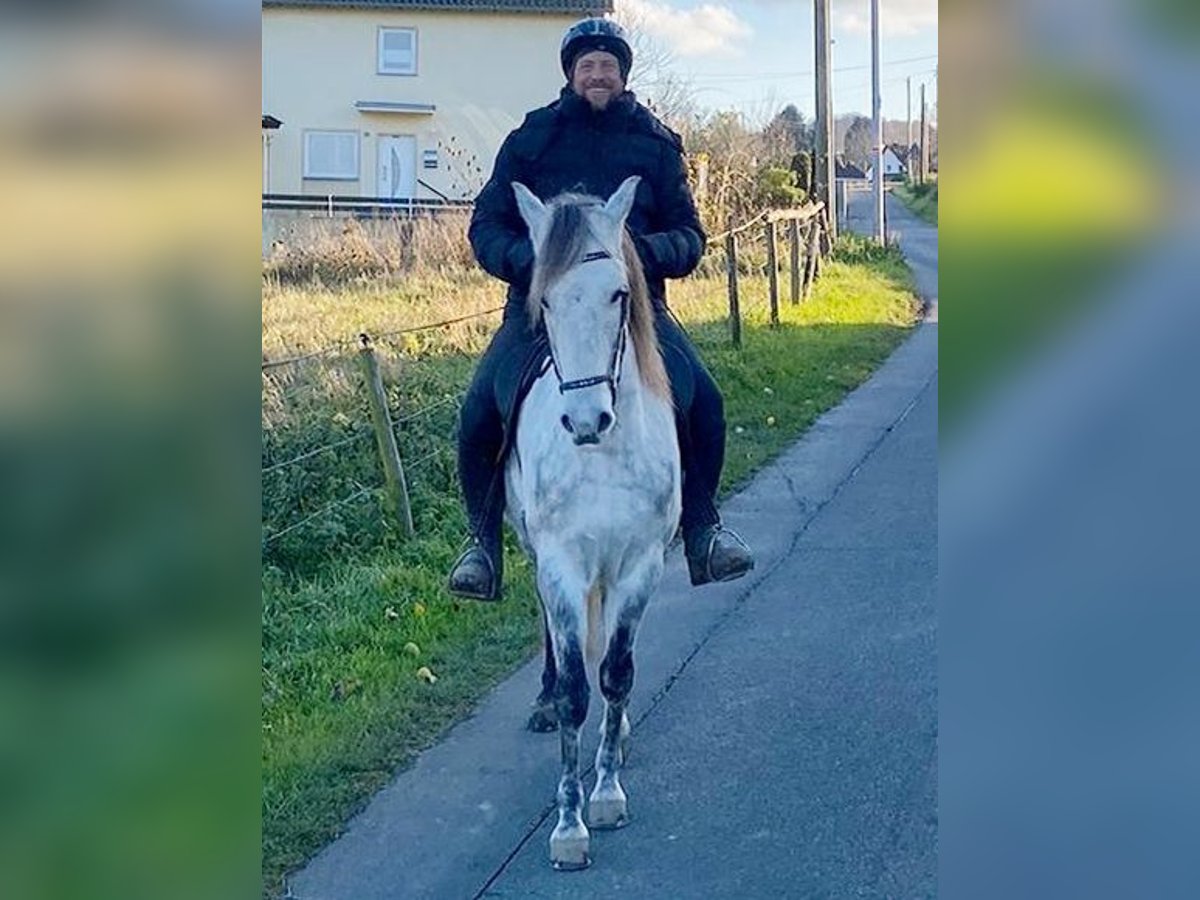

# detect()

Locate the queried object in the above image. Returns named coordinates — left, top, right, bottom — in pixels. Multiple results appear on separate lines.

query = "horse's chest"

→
left=531, top=450, right=673, bottom=523
left=514, top=423, right=677, bottom=537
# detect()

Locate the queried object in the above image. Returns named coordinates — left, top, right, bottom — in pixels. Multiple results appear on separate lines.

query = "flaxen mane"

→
left=525, top=194, right=671, bottom=400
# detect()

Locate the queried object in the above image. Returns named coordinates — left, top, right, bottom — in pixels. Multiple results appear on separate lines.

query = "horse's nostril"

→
left=597, top=412, right=613, bottom=433
left=560, top=414, right=574, bottom=433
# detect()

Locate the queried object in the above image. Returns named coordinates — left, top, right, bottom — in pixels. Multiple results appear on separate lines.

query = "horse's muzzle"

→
left=562, top=410, right=614, bottom=445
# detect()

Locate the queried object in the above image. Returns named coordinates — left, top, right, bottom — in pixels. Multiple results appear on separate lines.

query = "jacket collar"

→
left=557, top=85, right=638, bottom=125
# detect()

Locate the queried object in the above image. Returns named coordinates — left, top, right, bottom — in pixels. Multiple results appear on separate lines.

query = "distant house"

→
left=865, top=143, right=910, bottom=182
left=835, top=156, right=867, bottom=181
left=262, top=0, right=612, bottom=200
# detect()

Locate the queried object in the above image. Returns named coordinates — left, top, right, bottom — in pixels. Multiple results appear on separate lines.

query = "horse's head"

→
left=513, top=176, right=645, bottom=446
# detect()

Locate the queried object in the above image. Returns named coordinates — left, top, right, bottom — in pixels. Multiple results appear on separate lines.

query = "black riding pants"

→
left=457, top=304, right=724, bottom=537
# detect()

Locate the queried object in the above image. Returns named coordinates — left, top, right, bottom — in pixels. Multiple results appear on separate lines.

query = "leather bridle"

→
left=542, top=250, right=630, bottom=406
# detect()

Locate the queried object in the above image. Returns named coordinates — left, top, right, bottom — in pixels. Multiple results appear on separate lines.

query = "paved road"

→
left=844, top=186, right=938, bottom=322
left=290, top=210, right=938, bottom=900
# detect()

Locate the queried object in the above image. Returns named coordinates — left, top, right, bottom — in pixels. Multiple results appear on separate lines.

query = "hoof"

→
left=526, top=704, right=558, bottom=733
left=549, top=827, right=590, bottom=871
left=589, top=783, right=629, bottom=830
left=588, top=797, right=629, bottom=830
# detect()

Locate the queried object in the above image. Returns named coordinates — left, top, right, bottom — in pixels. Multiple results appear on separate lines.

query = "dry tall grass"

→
left=263, top=211, right=476, bottom=287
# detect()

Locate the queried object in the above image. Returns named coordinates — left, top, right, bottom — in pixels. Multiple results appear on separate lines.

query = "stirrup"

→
left=686, top=524, right=754, bottom=587
left=447, top=539, right=502, bottom=601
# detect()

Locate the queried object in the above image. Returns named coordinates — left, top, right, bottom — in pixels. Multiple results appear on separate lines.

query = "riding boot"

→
left=683, top=521, right=754, bottom=586
left=447, top=398, right=506, bottom=601
left=447, top=454, right=504, bottom=601
left=672, top=355, right=755, bottom=586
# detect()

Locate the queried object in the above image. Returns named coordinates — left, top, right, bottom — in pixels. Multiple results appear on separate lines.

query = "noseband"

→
left=544, top=249, right=630, bottom=405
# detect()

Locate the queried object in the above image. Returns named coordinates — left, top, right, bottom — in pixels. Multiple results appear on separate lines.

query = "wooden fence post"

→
left=358, top=334, right=415, bottom=538
left=802, top=220, right=821, bottom=302
left=725, top=230, right=741, bottom=349
left=789, top=217, right=801, bottom=305
left=816, top=211, right=830, bottom=276
left=764, top=219, right=779, bottom=327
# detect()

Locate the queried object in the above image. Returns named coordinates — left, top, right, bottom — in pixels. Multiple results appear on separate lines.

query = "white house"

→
left=262, top=0, right=612, bottom=201
left=865, top=143, right=910, bottom=183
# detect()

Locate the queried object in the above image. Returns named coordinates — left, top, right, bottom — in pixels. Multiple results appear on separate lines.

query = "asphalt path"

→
left=844, top=185, right=937, bottom=322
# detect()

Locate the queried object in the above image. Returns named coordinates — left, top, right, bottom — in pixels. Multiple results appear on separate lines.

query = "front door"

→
left=377, top=135, right=417, bottom=199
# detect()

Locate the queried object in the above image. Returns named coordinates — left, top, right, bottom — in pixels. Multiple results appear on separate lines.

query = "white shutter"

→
left=379, top=28, right=416, bottom=75
left=303, top=131, right=359, bottom=180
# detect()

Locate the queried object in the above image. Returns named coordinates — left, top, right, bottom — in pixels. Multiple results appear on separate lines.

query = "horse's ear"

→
left=603, top=176, right=641, bottom=229
left=512, top=182, right=549, bottom=250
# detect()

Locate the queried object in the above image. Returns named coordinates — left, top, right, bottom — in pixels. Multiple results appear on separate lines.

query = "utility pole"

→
left=814, top=0, right=836, bottom=239
left=871, top=0, right=884, bottom=244
left=929, top=68, right=937, bottom=176
left=919, top=82, right=928, bottom=185
left=906, top=76, right=913, bottom=161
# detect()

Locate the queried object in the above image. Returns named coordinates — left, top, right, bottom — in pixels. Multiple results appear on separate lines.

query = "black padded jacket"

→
left=468, top=87, right=706, bottom=310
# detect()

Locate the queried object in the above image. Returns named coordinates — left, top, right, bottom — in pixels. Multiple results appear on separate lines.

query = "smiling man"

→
left=572, top=47, right=622, bottom=109
left=448, top=17, right=754, bottom=602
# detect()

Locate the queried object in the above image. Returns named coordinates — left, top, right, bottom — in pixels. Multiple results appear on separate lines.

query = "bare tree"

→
left=684, top=109, right=765, bottom=232
left=613, top=4, right=697, bottom=129
left=761, top=104, right=812, bottom=164
left=843, top=116, right=873, bottom=169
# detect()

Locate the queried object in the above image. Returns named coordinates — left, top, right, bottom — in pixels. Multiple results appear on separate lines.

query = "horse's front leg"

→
left=527, top=609, right=558, bottom=732
left=589, top=557, right=660, bottom=830
left=539, top=569, right=592, bottom=870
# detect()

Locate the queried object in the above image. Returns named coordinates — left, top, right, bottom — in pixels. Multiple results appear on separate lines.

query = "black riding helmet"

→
left=560, top=17, right=633, bottom=82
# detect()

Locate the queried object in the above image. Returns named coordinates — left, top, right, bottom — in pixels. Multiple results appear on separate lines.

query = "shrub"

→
left=755, top=166, right=806, bottom=208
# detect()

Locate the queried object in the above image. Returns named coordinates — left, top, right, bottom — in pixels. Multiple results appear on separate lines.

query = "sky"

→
left=616, top=0, right=938, bottom=125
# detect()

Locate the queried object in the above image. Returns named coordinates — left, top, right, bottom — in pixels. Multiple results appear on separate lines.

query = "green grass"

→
left=261, top=234, right=920, bottom=897
left=893, top=180, right=938, bottom=224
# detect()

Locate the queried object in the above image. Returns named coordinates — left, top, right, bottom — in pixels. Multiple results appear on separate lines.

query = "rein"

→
left=543, top=249, right=631, bottom=405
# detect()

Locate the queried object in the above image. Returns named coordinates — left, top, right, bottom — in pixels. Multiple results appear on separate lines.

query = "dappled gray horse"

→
left=505, top=177, right=681, bottom=870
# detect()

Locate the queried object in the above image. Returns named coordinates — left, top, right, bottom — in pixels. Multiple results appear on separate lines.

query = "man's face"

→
left=571, top=50, right=624, bottom=110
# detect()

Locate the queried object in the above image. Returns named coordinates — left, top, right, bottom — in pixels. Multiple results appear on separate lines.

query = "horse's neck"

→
left=615, top=340, right=657, bottom=424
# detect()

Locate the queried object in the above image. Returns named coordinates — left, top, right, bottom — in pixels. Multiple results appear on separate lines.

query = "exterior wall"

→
left=882, top=149, right=906, bottom=176
left=263, top=8, right=577, bottom=200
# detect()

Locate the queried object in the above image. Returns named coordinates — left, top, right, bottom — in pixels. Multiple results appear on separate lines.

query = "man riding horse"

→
left=448, top=16, right=754, bottom=601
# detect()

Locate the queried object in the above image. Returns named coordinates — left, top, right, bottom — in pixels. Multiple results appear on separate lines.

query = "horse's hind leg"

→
left=527, top=610, right=558, bottom=733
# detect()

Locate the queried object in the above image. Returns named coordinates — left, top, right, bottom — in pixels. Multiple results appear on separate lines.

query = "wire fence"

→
left=260, top=295, right=506, bottom=560
left=705, top=210, right=770, bottom=246
left=261, top=202, right=832, bottom=560
left=261, top=305, right=503, bottom=373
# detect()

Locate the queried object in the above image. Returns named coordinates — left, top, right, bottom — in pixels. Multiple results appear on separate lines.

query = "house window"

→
left=378, top=28, right=417, bottom=75
left=303, top=130, right=359, bottom=180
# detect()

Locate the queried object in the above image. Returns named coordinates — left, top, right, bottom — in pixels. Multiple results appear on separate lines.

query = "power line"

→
left=837, top=70, right=939, bottom=96
left=665, top=54, right=938, bottom=85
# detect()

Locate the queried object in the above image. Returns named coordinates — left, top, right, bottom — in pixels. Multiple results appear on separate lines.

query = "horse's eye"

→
left=612, top=290, right=628, bottom=304
left=540, top=297, right=550, bottom=310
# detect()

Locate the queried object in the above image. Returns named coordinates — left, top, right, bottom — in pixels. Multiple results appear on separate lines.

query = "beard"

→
left=577, top=79, right=621, bottom=110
